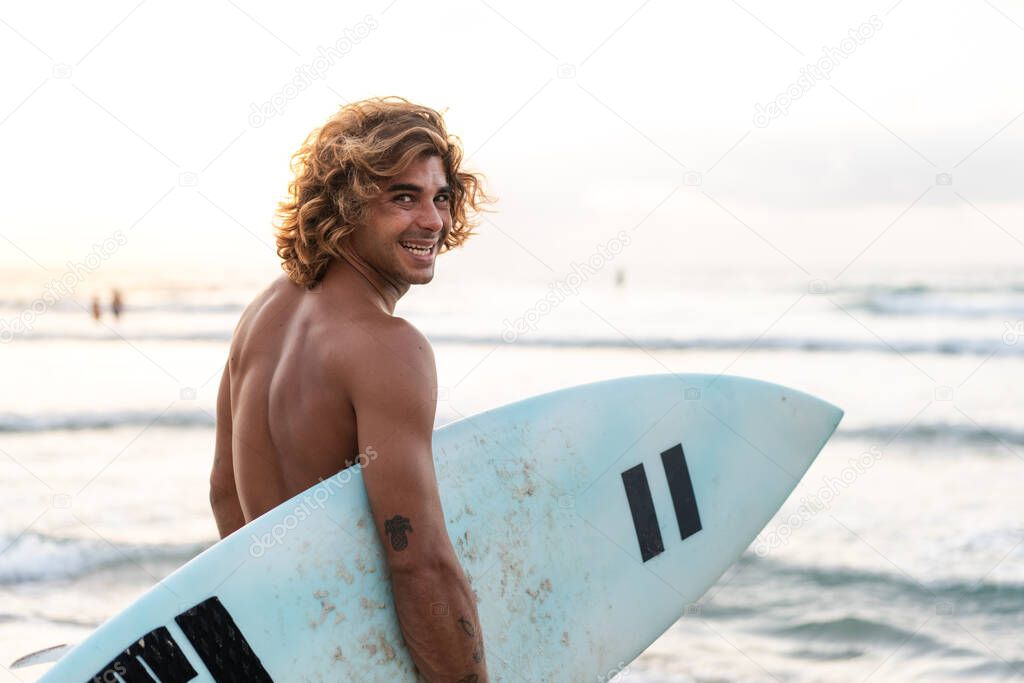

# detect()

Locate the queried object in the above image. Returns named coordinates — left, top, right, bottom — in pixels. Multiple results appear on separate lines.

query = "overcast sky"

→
left=1, top=0, right=1022, bottom=287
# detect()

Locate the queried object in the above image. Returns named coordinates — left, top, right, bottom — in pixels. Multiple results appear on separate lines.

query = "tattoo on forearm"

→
left=472, top=648, right=481, bottom=663
left=384, top=515, right=413, bottom=551
left=457, top=615, right=475, bottom=637
left=457, top=676, right=478, bottom=683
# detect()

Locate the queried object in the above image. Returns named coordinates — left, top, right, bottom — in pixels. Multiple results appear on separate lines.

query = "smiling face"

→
left=346, top=153, right=453, bottom=288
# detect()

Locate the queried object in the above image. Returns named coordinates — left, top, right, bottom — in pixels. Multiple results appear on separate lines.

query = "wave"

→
left=0, top=531, right=209, bottom=585
left=775, top=616, right=935, bottom=646
left=715, top=554, right=1024, bottom=666
left=775, top=617, right=982, bottom=665
left=832, top=280, right=1024, bottom=296
left=116, top=302, right=243, bottom=315
left=855, top=295, right=1024, bottom=318
left=6, top=329, right=1022, bottom=357
left=3, top=407, right=1019, bottom=454
left=746, top=554, right=1024, bottom=611
left=0, top=408, right=215, bottom=433
left=5, top=277, right=1024, bottom=322
left=836, top=422, right=1024, bottom=447
left=784, top=645, right=867, bottom=662
left=433, top=334, right=1023, bottom=357
left=3, top=330, right=234, bottom=343
left=0, top=407, right=462, bottom=434
left=831, top=280, right=1024, bottom=318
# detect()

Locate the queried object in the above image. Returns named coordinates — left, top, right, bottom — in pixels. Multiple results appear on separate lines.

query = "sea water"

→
left=1, top=264, right=1021, bottom=682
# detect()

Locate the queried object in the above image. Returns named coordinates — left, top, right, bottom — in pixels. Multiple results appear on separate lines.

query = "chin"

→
left=407, top=270, right=436, bottom=285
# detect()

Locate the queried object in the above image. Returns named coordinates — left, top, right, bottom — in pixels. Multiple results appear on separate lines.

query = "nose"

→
left=416, top=199, right=446, bottom=233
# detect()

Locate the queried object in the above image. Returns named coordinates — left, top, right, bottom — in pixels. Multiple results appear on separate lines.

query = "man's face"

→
left=348, top=153, right=452, bottom=287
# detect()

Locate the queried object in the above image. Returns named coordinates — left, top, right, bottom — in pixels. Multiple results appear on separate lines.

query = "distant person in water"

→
left=111, top=289, right=124, bottom=320
left=90, top=295, right=101, bottom=322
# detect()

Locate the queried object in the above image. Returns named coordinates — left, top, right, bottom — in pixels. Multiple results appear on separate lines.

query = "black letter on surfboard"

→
left=621, top=443, right=702, bottom=562
left=660, top=443, right=702, bottom=541
left=385, top=514, right=413, bottom=551
left=621, top=464, right=665, bottom=561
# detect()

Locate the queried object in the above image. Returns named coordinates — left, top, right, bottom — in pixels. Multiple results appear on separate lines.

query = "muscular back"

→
left=210, top=266, right=488, bottom=681
left=218, top=275, right=367, bottom=522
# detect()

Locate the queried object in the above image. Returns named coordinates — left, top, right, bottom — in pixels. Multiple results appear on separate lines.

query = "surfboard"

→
left=35, top=373, right=843, bottom=682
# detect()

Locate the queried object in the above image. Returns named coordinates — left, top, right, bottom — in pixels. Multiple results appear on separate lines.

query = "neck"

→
left=321, top=248, right=408, bottom=315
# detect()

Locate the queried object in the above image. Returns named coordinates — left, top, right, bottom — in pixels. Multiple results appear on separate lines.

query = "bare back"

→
left=224, top=275, right=375, bottom=522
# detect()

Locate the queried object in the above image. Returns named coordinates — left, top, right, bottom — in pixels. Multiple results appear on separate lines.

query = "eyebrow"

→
left=385, top=182, right=452, bottom=194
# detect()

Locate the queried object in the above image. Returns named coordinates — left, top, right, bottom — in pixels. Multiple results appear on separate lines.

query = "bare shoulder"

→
left=381, top=316, right=435, bottom=368
left=324, top=314, right=436, bottom=395
left=232, top=275, right=291, bottom=341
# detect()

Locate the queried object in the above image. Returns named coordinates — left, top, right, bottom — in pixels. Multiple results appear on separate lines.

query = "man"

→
left=209, top=96, right=492, bottom=682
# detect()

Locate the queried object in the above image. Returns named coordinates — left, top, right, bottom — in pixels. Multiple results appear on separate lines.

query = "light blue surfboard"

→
left=37, top=373, right=843, bottom=682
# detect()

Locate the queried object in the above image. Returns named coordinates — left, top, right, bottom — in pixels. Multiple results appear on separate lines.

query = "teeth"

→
left=401, top=242, right=433, bottom=256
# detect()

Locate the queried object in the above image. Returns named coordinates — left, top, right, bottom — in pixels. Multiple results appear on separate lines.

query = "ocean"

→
left=1, top=263, right=1021, bottom=682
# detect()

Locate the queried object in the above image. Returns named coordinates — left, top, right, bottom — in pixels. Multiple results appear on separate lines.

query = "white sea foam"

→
left=0, top=532, right=206, bottom=584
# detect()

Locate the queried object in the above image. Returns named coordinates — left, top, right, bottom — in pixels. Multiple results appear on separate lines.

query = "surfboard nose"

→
left=693, top=373, right=845, bottom=465
left=772, top=385, right=844, bottom=444
left=810, top=397, right=845, bottom=440
left=777, top=386, right=845, bottom=459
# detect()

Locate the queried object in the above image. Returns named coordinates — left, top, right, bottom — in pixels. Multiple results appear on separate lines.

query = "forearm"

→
left=210, top=488, right=246, bottom=539
left=392, top=559, right=489, bottom=683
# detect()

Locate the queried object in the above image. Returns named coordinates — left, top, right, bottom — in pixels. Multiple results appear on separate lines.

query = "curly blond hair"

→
left=274, top=96, right=493, bottom=288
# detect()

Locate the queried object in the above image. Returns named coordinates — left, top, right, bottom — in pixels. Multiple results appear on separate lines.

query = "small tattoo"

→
left=457, top=676, right=478, bottom=683
left=457, top=616, right=475, bottom=637
left=472, top=649, right=481, bottom=663
left=384, top=515, right=413, bottom=551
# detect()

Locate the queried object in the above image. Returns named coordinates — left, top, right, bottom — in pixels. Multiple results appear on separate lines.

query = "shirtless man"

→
left=208, top=97, right=492, bottom=682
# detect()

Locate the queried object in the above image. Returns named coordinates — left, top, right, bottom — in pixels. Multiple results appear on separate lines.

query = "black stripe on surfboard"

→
left=174, top=596, right=273, bottom=683
left=660, top=443, right=702, bottom=541
left=621, top=463, right=665, bottom=561
left=88, top=625, right=197, bottom=682
left=127, top=626, right=198, bottom=681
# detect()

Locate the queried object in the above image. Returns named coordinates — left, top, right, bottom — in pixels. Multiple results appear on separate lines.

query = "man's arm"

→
left=210, top=359, right=245, bottom=538
left=344, top=319, right=488, bottom=683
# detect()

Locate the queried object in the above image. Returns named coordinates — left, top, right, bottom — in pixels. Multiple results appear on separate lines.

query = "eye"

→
left=394, top=194, right=414, bottom=204
left=435, top=193, right=451, bottom=204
